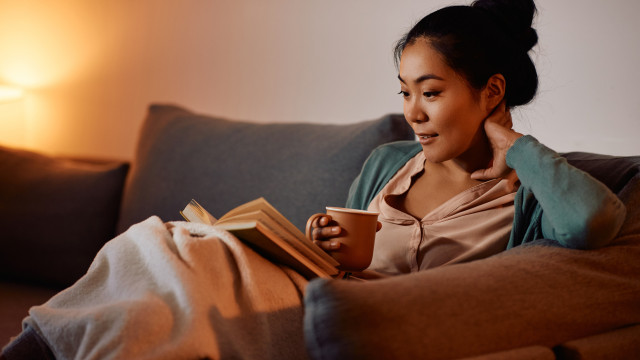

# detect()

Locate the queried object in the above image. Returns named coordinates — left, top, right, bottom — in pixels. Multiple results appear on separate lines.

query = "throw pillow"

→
left=0, top=146, right=129, bottom=288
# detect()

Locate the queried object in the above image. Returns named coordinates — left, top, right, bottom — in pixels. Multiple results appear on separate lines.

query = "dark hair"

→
left=394, top=0, right=538, bottom=107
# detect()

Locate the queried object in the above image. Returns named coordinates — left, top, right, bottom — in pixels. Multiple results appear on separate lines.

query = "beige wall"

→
left=0, top=0, right=638, bottom=159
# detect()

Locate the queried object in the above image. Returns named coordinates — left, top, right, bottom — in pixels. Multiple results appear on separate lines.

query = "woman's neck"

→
left=427, top=136, right=493, bottom=179
left=424, top=159, right=479, bottom=184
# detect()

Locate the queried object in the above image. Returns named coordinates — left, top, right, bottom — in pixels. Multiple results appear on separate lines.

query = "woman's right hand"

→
left=471, top=100, right=523, bottom=181
left=308, top=215, right=343, bottom=252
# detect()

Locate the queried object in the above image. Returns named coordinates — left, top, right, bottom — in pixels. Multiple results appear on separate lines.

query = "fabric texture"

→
left=346, top=140, right=423, bottom=210
left=366, top=150, right=517, bottom=274
left=506, top=135, right=626, bottom=249
left=0, top=283, right=58, bottom=348
left=303, top=152, right=640, bottom=360
left=304, top=230, right=640, bottom=359
left=553, top=323, right=640, bottom=359
left=117, top=104, right=415, bottom=233
left=22, top=217, right=309, bottom=360
left=0, top=325, right=55, bottom=360
left=0, top=145, right=129, bottom=288
left=458, top=345, right=555, bottom=360
left=346, top=137, right=626, bottom=250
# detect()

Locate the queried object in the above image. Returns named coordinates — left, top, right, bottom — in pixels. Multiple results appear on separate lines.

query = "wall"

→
left=0, top=0, right=638, bottom=160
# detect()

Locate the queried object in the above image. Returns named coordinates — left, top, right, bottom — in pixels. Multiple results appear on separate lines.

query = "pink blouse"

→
left=367, top=151, right=519, bottom=275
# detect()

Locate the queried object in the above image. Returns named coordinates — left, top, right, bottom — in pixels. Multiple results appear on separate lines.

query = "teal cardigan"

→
left=345, top=136, right=626, bottom=250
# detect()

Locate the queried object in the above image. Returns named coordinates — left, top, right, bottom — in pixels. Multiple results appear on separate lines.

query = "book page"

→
left=217, top=220, right=334, bottom=279
left=180, top=199, right=217, bottom=225
left=217, top=210, right=339, bottom=275
left=219, top=198, right=339, bottom=266
left=182, top=197, right=341, bottom=277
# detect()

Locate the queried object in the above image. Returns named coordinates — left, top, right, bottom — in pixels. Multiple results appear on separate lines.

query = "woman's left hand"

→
left=471, top=101, right=523, bottom=180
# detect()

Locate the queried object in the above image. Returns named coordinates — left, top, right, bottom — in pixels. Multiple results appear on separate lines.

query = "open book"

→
left=180, top=198, right=341, bottom=279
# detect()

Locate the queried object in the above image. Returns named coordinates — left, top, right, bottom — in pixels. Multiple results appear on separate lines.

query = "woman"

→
left=301, top=3, right=632, bottom=358
left=311, top=0, right=625, bottom=276
left=2, top=0, right=627, bottom=359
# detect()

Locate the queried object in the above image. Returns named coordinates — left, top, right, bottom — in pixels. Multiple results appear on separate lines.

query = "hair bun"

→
left=472, top=0, right=538, bottom=52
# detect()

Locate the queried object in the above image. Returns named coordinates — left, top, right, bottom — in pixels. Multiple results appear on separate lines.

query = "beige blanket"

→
left=24, top=216, right=310, bottom=360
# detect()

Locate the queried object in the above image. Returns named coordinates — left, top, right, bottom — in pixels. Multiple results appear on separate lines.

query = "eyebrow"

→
left=398, top=74, right=444, bottom=84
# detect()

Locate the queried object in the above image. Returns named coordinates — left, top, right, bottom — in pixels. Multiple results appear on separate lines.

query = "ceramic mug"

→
left=306, top=207, right=379, bottom=272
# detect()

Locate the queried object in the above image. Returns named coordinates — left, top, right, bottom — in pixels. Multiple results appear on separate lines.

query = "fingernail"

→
left=331, top=227, right=340, bottom=234
left=330, top=241, right=339, bottom=248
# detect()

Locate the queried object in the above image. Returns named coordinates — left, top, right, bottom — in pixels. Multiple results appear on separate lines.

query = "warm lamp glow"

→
left=0, top=85, right=23, bottom=103
left=0, top=2, right=112, bottom=88
left=0, top=2, right=121, bottom=152
left=0, top=87, right=26, bottom=148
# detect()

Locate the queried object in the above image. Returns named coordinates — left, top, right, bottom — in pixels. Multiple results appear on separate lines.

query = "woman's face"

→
left=398, top=38, right=490, bottom=164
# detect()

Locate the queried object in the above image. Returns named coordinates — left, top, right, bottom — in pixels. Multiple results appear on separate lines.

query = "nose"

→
left=404, top=98, right=427, bottom=124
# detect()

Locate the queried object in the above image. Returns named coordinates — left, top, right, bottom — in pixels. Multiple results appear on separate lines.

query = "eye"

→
left=423, top=91, right=440, bottom=98
left=397, top=90, right=409, bottom=98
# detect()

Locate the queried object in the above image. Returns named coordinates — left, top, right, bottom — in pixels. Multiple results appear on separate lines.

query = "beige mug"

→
left=306, top=207, right=379, bottom=272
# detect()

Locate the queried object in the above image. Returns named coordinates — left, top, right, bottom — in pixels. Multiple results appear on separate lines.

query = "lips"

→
left=416, top=133, right=439, bottom=145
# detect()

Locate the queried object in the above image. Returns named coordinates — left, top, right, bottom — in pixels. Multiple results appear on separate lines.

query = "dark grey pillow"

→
left=0, top=146, right=129, bottom=289
left=563, top=152, right=640, bottom=194
left=117, top=104, right=415, bottom=233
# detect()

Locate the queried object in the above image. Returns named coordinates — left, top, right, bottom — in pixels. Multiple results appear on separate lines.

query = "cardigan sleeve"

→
left=345, top=141, right=423, bottom=210
left=505, top=135, right=626, bottom=249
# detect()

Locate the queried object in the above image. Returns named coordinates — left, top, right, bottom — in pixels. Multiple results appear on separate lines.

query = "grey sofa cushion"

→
left=117, top=104, right=415, bottom=233
left=563, top=152, right=640, bottom=193
left=303, top=153, right=640, bottom=359
left=0, top=146, right=129, bottom=288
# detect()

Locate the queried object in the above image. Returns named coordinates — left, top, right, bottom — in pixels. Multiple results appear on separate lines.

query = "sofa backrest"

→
left=563, top=151, right=640, bottom=242
left=563, top=152, right=640, bottom=194
left=116, top=104, right=416, bottom=233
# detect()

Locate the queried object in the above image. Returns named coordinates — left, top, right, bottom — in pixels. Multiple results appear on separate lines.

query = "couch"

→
left=1, top=104, right=639, bottom=359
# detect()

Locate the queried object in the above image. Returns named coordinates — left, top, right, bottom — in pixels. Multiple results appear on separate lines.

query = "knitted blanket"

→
left=23, top=216, right=309, bottom=360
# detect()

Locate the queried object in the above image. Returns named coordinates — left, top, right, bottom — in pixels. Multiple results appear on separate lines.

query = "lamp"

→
left=0, top=85, right=26, bottom=148
left=0, top=85, right=24, bottom=103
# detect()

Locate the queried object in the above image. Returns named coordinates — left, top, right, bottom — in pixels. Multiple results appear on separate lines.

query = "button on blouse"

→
left=367, top=151, right=518, bottom=275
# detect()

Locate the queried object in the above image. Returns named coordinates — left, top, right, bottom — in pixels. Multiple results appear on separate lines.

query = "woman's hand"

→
left=471, top=101, right=523, bottom=181
left=309, top=215, right=382, bottom=253
left=309, top=215, right=343, bottom=252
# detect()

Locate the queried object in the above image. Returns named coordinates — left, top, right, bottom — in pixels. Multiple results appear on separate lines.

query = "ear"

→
left=482, top=74, right=506, bottom=111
